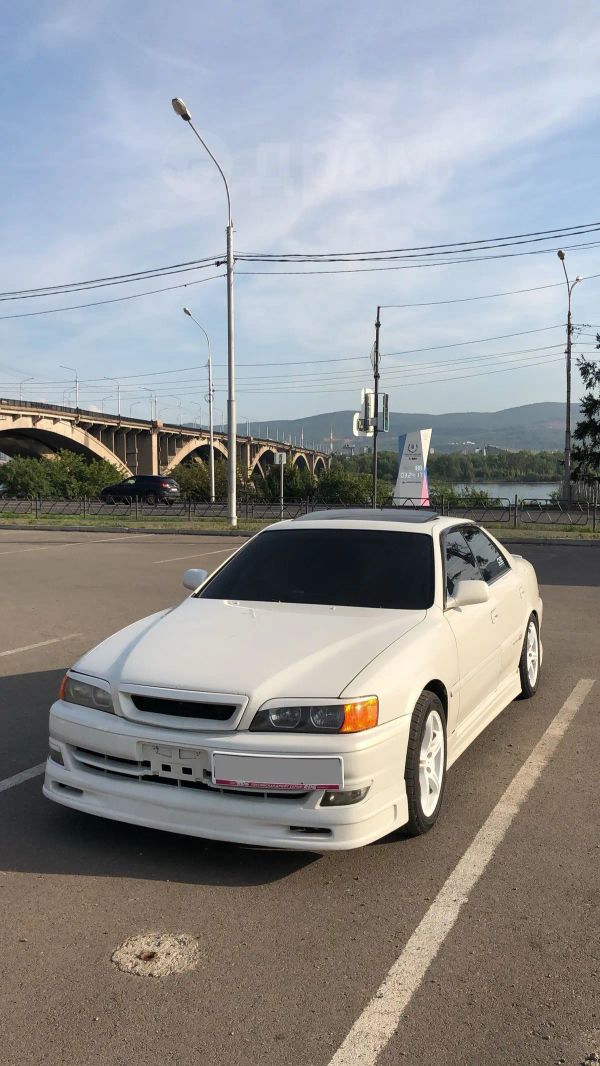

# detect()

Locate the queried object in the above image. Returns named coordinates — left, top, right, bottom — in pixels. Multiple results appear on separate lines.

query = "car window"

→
left=198, top=528, right=435, bottom=610
left=444, top=530, right=480, bottom=597
left=463, top=527, right=509, bottom=583
left=123, top=478, right=136, bottom=486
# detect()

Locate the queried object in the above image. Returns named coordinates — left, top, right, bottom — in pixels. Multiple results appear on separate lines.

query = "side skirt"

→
left=446, top=670, right=522, bottom=770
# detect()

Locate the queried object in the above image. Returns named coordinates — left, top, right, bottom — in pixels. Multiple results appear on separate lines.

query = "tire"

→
left=103, top=495, right=115, bottom=505
left=519, top=613, right=540, bottom=698
left=404, top=690, right=447, bottom=836
left=145, top=492, right=158, bottom=506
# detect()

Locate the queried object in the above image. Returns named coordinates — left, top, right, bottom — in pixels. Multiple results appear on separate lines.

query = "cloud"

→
left=2, top=0, right=600, bottom=419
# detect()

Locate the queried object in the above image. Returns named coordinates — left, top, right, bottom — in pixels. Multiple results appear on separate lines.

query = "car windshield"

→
left=197, top=528, right=434, bottom=610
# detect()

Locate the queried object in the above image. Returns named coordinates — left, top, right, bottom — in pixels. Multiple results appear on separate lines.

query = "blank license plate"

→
left=212, top=753, right=343, bottom=791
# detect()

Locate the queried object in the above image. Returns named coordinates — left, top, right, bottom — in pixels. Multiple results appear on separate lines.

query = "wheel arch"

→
left=421, top=679, right=448, bottom=721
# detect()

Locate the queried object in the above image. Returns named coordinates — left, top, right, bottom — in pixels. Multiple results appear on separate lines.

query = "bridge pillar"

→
left=136, top=427, right=159, bottom=475
left=240, top=440, right=252, bottom=479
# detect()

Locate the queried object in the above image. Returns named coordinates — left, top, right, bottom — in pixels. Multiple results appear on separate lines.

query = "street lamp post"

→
left=19, top=376, right=34, bottom=402
left=172, top=97, right=237, bottom=527
left=60, top=365, right=79, bottom=408
left=183, top=307, right=215, bottom=503
left=557, top=250, right=583, bottom=502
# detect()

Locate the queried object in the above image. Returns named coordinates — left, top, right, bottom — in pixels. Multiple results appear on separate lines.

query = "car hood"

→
left=74, top=597, right=426, bottom=703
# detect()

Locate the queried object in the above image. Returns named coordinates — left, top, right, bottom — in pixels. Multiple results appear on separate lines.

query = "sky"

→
left=2, top=0, right=600, bottom=427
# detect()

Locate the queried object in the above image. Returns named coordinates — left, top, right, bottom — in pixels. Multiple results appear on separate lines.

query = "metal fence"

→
left=0, top=494, right=597, bottom=531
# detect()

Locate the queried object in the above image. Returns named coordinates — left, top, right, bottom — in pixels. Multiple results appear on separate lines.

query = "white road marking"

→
left=328, top=677, right=596, bottom=1066
left=0, top=763, right=46, bottom=793
left=153, top=547, right=235, bottom=564
left=0, top=533, right=155, bottom=556
left=0, top=634, right=81, bottom=658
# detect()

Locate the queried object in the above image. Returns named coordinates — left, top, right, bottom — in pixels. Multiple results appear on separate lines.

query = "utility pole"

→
left=557, top=250, right=583, bottom=502
left=371, top=306, right=381, bottom=508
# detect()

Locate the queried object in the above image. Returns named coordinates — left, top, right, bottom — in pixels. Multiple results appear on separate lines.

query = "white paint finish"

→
left=152, top=547, right=235, bottom=564
left=0, top=634, right=81, bottom=658
left=327, top=677, right=595, bottom=1066
left=43, top=519, right=546, bottom=850
left=0, top=763, right=46, bottom=793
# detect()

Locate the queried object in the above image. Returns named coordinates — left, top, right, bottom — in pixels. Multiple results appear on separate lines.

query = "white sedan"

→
left=44, top=510, right=542, bottom=850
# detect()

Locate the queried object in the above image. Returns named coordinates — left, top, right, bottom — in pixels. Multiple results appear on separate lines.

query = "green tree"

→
left=0, top=456, right=52, bottom=496
left=572, top=347, right=600, bottom=492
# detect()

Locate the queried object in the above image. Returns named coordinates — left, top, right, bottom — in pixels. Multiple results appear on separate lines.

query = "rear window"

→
left=198, top=528, right=434, bottom=610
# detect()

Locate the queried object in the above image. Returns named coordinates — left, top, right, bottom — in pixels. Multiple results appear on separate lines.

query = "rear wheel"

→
left=404, top=690, right=447, bottom=836
left=144, top=492, right=158, bottom=506
left=519, top=614, right=540, bottom=698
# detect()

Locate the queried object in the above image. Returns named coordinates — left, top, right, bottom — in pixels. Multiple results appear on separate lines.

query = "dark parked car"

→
left=100, top=475, right=180, bottom=505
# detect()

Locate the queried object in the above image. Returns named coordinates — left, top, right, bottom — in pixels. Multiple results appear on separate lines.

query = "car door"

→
left=462, top=526, right=523, bottom=685
left=117, top=477, right=136, bottom=499
left=443, top=527, right=501, bottom=725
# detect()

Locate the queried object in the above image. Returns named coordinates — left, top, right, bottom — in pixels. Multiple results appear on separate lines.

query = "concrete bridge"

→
left=0, top=398, right=330, bottom=479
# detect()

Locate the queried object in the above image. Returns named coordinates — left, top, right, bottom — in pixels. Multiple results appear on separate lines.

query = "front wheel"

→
left=519, top=614, right=540, bottom=698
left=404, top=690, right=447, bottom=836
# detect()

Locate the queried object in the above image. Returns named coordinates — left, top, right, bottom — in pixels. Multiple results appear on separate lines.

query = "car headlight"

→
left=249, top=698, right=378, bottom=734
left=59, top=674, right=114, bottom=713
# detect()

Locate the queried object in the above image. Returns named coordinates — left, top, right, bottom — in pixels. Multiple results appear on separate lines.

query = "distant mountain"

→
left=241, top=403, right=579, bottom=453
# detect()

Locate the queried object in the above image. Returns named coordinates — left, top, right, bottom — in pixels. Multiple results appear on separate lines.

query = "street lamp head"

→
left=171, top=97, right=192, bottom=121
left=183, top=306, right=192, bottom=317
left=575, top=274, right=583, bottom=283
left=557, top=249, right=565, bottom=261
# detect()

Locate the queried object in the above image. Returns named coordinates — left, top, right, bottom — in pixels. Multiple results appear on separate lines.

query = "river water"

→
left=456, top=482, right=560, bottom=501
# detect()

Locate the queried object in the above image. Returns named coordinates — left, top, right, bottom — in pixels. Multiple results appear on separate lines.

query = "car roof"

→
left=294, top=507, right=440, bottom=525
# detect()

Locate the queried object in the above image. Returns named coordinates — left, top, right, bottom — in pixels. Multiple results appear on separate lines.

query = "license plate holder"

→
left=140, top=743, right=209, bottom=782
left=212, top=752, right=343, bottom=791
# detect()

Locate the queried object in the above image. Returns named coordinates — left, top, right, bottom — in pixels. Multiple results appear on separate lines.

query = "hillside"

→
left=243, top=402, right=579, bottom=453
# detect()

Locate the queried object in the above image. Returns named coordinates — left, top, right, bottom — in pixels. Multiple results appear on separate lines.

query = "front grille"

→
left=70, top=746, right=307, bottom=800
left=130, top=695, right=236, bottom=721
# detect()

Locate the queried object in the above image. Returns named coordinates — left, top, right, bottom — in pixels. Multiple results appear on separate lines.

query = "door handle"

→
left=491, top=608, right=499, bottom=623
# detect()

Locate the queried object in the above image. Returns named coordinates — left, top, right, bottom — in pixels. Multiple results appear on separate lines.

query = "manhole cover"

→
left=112, top=933, right=201, bottom=977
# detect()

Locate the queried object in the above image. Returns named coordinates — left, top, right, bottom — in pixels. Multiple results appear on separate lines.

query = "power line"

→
left=0, top=272, right=226, bottom=322
left=237, top=220, right=600, bottom=259
left=2, top=219, right=600, bottom=303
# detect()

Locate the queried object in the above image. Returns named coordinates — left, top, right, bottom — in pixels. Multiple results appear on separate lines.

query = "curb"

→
left=0, top=523, right=255, bottom=538
left=501, top=537, right=599, bottom=548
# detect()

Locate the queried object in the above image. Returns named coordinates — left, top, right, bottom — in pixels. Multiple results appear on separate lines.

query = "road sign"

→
left=353, top=412, right=374, bottom=437
left=361, top=387, right=375, bottom=423
left=274, top=452, right=287, bottom=465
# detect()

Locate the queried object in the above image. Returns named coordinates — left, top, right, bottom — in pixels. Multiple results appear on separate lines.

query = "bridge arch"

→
left=249, top=445, right=278, bottom=479
left=313, top=455, right=327, bottom=475
left=163, top=436, right=228, bottom=474
left=291, top=452, right=311, bottom=472
left=0, top=416, right=130, bottom=473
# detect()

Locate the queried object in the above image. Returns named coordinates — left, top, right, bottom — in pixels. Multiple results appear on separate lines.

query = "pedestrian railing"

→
left=0, top=494, right=597, bottom=531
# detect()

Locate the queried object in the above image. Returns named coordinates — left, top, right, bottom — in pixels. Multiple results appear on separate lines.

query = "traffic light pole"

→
left=372, top=305, right=381, bottom=508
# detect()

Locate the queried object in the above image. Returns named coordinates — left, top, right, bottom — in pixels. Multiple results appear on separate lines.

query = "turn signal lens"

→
left=340, top=697, right=379, bottom=733
left=58, top=674, right=68, bottom=700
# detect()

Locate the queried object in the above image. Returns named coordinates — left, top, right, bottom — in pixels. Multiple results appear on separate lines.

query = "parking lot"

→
left=0, top=528, right=598, bottom=1066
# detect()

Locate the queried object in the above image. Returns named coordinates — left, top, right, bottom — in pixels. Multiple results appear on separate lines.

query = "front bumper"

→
left=44, top=701, right=411, bottom=851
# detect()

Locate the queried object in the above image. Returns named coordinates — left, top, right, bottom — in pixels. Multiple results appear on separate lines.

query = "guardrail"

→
left=0, top=495, right=597, bottom=531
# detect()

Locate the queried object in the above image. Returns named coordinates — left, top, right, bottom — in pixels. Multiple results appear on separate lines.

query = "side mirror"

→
left=182, top=567, right=208, bottom=591
left=449, top=579, right=490, bottom=609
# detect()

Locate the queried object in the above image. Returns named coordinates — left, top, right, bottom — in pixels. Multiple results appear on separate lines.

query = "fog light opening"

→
left=320, top=786, right=370, bottom=807
left=49, top=747, right=64, bottom=766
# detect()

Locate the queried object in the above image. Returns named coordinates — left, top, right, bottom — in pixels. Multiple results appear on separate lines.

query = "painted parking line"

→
left=0, top=763, right=46, bottom=793
left=0, top=634, right=81, bottom=658
left=0, top=533, right=155, bottom=557
left=328, top=677, right=596, bottom=1066
left=152, top=547, right=236, bottom=564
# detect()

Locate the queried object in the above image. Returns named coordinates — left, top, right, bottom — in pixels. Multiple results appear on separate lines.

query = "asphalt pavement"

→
left=0, top=529, right=598, bottom=1066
